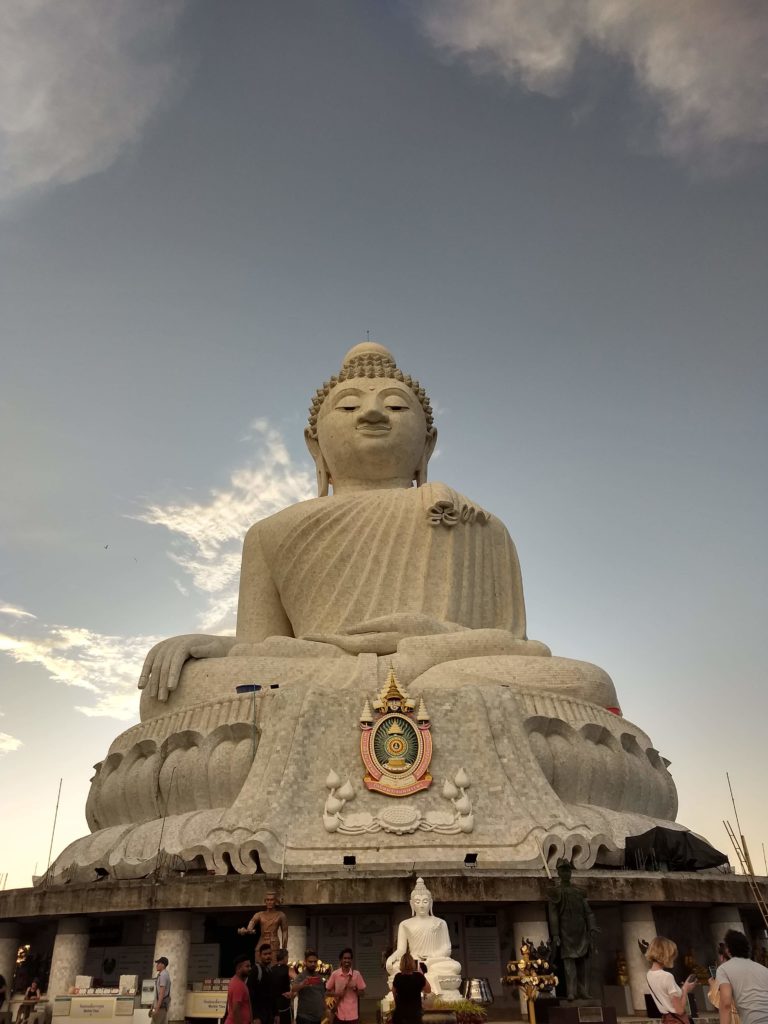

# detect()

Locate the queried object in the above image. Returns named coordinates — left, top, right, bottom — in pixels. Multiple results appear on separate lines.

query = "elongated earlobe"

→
left=305, top=427, right=331, bottom=497
left=315, top=458, right=330, bottom=497
left=415, top=428, right=438, bottom=487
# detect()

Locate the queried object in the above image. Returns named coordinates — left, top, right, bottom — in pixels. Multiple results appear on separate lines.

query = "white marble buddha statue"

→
left=386, top=878, right=463, bottom=1000
left=137, top=341, right=617, bottom=714
left=49, top=342, right=682, bottom=884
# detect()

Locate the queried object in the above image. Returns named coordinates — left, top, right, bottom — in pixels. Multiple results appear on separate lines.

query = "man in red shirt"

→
left=326, top=949, right=366, bottom=1024
left=226, top=956, right=253, bottom=1024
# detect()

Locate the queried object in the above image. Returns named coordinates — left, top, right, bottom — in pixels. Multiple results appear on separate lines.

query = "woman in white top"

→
left=646, top=936, right=697, bottom=1023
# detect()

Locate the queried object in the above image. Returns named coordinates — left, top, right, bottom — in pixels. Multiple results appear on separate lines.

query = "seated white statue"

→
left=137, top=341, right=617, bottom=715
left=386, top=878, right=462, bottom=1000
left=48, top=340, right=680, bottom=885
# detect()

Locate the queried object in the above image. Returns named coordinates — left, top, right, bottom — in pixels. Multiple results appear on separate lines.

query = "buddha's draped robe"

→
left=258, top=482, right=527, bottom=650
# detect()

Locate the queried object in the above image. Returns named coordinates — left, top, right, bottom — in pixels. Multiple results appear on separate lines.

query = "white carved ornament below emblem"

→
left=322, top=767, right=474, bottom=835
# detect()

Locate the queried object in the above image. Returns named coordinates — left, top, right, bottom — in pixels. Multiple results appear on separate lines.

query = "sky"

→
left=1, top=0, right=767, bottom=890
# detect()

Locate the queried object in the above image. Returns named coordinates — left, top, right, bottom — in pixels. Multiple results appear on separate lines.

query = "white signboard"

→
left=185, top=993, right=228, bottom=1019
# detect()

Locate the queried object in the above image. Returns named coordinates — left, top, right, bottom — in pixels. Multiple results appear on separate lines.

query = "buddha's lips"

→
left=356, top=425, right=390, bottom=435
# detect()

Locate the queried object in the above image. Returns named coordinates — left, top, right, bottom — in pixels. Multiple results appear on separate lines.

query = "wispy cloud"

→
left=418, top=0, right=768, bottom=170
left=0, top=711, right=22, bottom=755
left=0, top=602, right=36, bottom=620
left=0, top=0, right=186, bottom=202
left=134, top=420, right=314, bottom=632
left=1, top=422, right=313, bottom=717
left=0, top=627, right=161, bottom=720
left=0, top=732, right=22, bottom=755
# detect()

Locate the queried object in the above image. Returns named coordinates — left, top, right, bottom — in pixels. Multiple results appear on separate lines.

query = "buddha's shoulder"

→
left=244, top=483, right=510, bottom=543
left=243, top=496, right=328, bottom=542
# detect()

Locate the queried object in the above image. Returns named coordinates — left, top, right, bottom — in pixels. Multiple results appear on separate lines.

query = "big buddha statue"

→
left=50, top=343, right=683, bottom=882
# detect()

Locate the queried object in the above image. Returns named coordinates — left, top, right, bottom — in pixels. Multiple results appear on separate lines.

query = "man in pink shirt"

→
left=326, top=949, right=366, bottom=1024
left=226, top=956, right=253, bottom=1024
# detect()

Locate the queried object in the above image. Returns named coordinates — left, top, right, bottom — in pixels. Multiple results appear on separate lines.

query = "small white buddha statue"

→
left=386, top=877, right=463, bottom=1000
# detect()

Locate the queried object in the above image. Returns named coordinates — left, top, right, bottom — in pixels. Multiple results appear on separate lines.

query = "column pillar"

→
left=509, top=902, right=550, bottom=1016
left=621, top=904, right=656, bottom=1013
left=708, top=907, right=744, bottom=951
left=286, top=908, right=307, bottom=963
left=0, top=923, right=20, bottom=1002
left=153, top=912, right=193, bottom=1024
left=48, top=918, right=90, bottom=999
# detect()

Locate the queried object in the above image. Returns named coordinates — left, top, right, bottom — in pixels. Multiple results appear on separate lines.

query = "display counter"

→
left=52, top=997, right=137, bottom=1022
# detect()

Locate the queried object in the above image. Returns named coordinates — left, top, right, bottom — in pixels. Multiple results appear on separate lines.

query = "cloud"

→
left=134, top=420, right=314, bottom=633
left=0, top=626, right=161, bottom=720
left=0, top=732, right=22, bottom=755
left=0, top=710, right=22, bottom=755
left=418, top=0, right=768, bottom=169
left=0, top=0, right=186, bottom=202
left=0, top=603, right=37, bottom=620
left=0, top=421, right=313, bottom=717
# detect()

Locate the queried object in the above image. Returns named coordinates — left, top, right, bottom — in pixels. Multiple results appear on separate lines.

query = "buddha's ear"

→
left=415, top=427, right=438, bottom=487
left=304, top=427, right=331, bottom=497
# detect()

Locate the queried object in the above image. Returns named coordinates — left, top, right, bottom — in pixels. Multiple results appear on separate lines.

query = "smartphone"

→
left=686, top=975, right=697, bottom=985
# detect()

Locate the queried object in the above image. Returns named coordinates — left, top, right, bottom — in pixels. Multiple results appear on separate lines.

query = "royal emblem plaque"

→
left=359, top=668, right=433, bottom=796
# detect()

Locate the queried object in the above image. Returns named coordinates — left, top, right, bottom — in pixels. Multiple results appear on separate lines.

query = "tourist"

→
left=391, top=953, right=430, bottom=1024
left=16, top=979, right=42, bottom=1023
left=645, top=937, right=696, bottom=1024
left=715, top=930, right=768, bottom=1024
left=149, top=958, right=171, bottom=1024
left=709, top=944, right=740, bottom=1024
left=226, top=956, right=253, bottom=1024
left=291, top=950, right=326, bottom=1024
left=248, top=944, right=274, bottom=1024
left=269, top=949, right=293, bottom=1024
left=326, top=949, right=365, bottom=1024
left=238, top=894, right=288, bottom=959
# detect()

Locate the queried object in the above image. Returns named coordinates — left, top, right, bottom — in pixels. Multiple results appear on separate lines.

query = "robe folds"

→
left=257, top=482, right=528, bottom=647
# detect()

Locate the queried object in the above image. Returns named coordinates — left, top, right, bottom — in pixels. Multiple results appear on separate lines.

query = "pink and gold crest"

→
left=359, top=668, right=433, bottom=797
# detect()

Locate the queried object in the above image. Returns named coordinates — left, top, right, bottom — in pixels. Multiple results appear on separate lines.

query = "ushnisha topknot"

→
left=307, top=342, right=434, bottom=438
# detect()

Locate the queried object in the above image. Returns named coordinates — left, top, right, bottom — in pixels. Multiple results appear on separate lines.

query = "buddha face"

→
left=310, top=376, right=436, bottom=490
left=411, top=892, right=432, bottom=918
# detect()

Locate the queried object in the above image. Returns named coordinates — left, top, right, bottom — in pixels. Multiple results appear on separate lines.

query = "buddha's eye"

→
left=336, top=401, right=360, bottom=412
left=385, top=401, right=408, bottom=411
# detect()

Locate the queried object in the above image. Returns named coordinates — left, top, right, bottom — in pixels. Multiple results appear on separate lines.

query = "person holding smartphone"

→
left=645, top=937, right=697, bottom=1024
left=391, top=953, right=431, bottom=1024
left=291, top=952, right=326, bottom=1024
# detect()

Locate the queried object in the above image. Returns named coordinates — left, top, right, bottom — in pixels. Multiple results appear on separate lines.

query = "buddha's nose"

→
left=357, top=405, right=389, bottom=425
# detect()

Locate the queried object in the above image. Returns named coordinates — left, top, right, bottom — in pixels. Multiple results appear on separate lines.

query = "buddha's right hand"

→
left=138, top=634, right=237, bottom=701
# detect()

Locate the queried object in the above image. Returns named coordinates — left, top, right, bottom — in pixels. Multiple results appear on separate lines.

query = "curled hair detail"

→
left=307, top=345, right=434, bottom=438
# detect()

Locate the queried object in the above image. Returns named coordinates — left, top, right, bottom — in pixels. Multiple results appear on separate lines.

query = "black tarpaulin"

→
left=625, top=826, right=729, bottom=871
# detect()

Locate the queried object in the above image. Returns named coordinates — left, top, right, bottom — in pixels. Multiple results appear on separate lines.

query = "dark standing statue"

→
left=548, top=858, right=599, bottom=1001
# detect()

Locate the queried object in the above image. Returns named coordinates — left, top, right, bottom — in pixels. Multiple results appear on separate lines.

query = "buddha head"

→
left=409, top=876, right=434, bottom=918
left=305, top=342, right=437, bottom=497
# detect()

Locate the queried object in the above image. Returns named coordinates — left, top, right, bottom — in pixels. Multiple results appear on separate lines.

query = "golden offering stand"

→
left=502, top=940, right=558, bottom=1024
